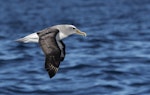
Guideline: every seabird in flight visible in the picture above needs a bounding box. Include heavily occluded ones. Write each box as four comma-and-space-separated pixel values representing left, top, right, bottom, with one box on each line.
16, 24, 87, 78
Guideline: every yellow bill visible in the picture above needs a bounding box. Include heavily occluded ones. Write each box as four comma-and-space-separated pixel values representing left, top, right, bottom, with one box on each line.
76, 29, 87, 37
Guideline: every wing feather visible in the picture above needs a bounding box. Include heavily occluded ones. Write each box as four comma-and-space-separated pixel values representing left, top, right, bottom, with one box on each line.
57, 40, 66, 61
37, 28, 62, 78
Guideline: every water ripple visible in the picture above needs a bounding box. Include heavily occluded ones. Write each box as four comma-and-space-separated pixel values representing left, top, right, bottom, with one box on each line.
0, 0, 150, 95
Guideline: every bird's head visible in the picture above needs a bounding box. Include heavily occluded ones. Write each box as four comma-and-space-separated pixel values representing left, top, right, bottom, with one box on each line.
54, 24, 87, 39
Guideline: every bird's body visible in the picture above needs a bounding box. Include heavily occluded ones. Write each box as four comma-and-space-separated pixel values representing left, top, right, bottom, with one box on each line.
16, 24, 86, 78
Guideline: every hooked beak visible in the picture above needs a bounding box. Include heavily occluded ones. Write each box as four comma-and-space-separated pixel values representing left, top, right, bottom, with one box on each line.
76, 29, 87, 37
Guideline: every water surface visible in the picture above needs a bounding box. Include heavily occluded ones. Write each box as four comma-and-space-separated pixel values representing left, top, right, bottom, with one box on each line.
0, 0, 150, 95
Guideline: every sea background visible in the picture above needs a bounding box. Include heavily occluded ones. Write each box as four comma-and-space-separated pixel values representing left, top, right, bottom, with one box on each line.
0, 0, 150, 95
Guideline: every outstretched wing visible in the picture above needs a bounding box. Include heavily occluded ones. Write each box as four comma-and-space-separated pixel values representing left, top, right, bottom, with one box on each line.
37, 28, 63, 78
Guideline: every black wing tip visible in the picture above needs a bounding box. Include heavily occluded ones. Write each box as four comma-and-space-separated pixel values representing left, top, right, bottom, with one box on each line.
48, 71, 56, 78
45, 65, 59, 79
49, 74, 55, 78
46, 70, 57, 79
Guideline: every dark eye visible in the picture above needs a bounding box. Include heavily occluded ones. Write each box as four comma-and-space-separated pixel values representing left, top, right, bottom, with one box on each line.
72, 27, 76, 29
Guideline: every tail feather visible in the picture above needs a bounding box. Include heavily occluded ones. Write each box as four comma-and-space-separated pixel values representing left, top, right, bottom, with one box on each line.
16, 38, 29, 43
16, 33, 39, 43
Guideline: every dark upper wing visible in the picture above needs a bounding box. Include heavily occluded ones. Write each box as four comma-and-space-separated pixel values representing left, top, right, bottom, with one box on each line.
37, 28, 62, 78
58, 40, 66, 61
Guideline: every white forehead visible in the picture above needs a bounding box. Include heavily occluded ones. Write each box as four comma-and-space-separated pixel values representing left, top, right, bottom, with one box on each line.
65, 24, 76, 28
53, 24, 76, 29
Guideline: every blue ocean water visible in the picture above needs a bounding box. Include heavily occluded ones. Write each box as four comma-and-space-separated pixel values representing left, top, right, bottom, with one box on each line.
0, 0, 150, 95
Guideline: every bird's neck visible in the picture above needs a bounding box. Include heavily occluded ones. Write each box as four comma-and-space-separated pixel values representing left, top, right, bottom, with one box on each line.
58, 32, 68, 40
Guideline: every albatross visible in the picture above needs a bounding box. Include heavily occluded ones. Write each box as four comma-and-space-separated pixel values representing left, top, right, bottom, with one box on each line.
16, 24, 86, 78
